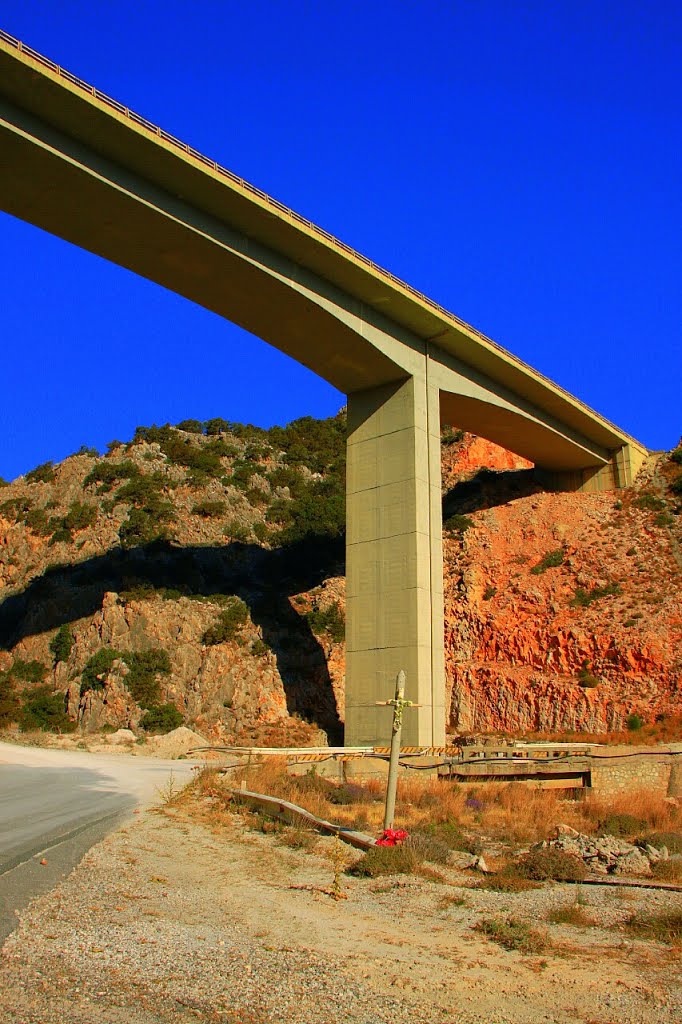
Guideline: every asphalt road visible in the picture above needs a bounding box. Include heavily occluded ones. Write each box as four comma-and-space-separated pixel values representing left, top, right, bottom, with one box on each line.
0, 742, 199, 941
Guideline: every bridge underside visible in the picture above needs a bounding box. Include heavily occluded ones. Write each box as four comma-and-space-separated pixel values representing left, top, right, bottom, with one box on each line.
0, 40, 648, 746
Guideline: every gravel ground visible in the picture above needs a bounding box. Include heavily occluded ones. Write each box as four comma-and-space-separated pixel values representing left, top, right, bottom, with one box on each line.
1, 801, 681, 1024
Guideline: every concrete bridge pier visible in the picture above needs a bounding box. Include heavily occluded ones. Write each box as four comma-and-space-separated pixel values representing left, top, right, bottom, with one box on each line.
345, 374, 446, 747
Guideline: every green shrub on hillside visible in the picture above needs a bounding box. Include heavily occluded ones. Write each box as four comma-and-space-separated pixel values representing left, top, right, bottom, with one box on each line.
49, 527, 74, 546
443, 514, 474, 536
0, 477, 7, 488
205, 417, 231, 435
305, 602, 345, 642
50, 624, 75, 664
229, 461, 255, 491
19, 686, 75, 733
266, 465, 306, 499
191, 499, 227, 518
62, 501, 97, 532
24, 507, 53, 536
125, 649, 171, 708
626, 713, 644, 731
202, 599, 249, 645
176, 419, 204, 434
26, 461, 56, 484
80, 647, 171, 709
570, 582, 621, 608
441, 426, 465, 446
83, 459, 140, 490
11, 659, 48, 683
223, 520, 250, 542
671, 473, 682, 495
0, 670, 19, 726
139, 702, 183, 733
274, 487, 345, 547
133, 425, 228, 480
531, 548, 565, 574
265, 498, 294, 525
118, 500, 175, 548
80, 648, 123, 694
267, 415, 345, 475
0, 497, 32, 522
633, 493, 666, 512
252, 521, 268, 542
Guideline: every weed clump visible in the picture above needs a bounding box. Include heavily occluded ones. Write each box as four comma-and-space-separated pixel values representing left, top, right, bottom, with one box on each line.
304, 601, 345, 642
474, 916, 548, 954
202, 598, 249, 645
638, 832, 682, 854
443, 514, 474, 536
545, 903, 594, 927
599, 812, 647, 837
626, 910, 682, 944
515, 848, 587, 882
349, 843, 422, 878
570, 582, 621, 608
531, 548, 565, 574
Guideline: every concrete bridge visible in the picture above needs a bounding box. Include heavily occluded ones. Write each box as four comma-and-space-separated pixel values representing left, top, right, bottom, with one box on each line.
0, 31, 648, 747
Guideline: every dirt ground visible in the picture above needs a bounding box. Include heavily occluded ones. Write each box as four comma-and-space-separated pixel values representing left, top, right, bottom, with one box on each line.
1, 789, 681, 1024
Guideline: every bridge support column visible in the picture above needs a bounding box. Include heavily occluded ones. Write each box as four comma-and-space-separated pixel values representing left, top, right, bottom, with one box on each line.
345, 375, 446, 747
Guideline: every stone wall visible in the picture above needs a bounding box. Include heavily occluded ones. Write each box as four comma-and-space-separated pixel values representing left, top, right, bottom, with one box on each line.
589, 746, 682, 798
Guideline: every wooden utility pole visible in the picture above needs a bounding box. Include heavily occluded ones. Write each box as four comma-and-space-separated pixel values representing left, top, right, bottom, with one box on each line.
376, 670, 418, 831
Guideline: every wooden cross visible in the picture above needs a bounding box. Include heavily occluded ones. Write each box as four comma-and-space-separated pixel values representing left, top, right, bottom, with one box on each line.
376, 670, 420, 830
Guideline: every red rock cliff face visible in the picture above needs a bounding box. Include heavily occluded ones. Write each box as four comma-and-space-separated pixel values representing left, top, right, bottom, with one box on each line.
1, 428, 680, 741
441, 436, 682, 734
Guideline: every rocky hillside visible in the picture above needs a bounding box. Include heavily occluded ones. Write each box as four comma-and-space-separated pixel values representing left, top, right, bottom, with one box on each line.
0, 415, 680, 743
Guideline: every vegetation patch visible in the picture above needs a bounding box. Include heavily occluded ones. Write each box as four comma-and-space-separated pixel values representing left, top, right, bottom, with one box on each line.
531, 548, 565, 574
633, 493, 666, 512
545, 902, 594, 926
84, 459, 140, 490
0, 671, 19, 727
19, 685, 75, 733
441, 426, 464, 446
625, 910, 682, 944
577, 668, 600, 688
80, 647, 171, 708
443, 513, 474, 536
637, 832, 682, 855
49, 624, 75, 664
474, 916, 548, 954
202, 598, 249, 645
304, 601, 345, 642
26, 461, 56, 484
476, 868, 541, 893
139, 702, 183, 734
515, 848, 587, 882
348, 843, 423, 878
570, 582, 621, 608
191, 499, 227, 518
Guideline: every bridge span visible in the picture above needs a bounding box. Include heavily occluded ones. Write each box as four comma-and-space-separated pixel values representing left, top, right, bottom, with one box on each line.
0, 31, 648, 746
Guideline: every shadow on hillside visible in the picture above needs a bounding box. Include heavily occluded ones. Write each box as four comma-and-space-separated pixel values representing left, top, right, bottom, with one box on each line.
0, 537, 345, 743
443, 467, 542, 519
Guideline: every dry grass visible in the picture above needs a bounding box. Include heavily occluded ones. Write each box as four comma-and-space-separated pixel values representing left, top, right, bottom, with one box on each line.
625, 909, 682, 944
508, 714, 682, 745
545, 903, 595, 927
474, 916, 549, 954
651, 860, 682, 882
183, 763, 682, 864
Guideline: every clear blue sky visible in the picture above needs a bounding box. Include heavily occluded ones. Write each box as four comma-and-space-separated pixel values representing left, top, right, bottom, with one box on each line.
1, 1, 680, 481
